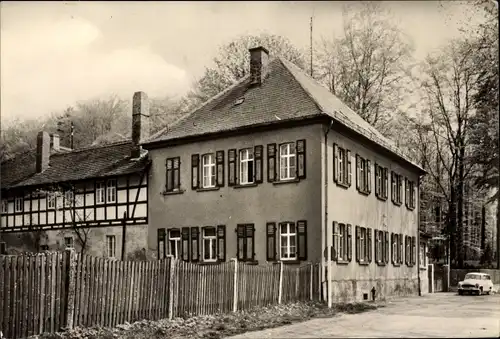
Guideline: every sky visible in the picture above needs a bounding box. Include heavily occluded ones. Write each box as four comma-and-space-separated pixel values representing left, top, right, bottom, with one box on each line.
0, 1, 488, 125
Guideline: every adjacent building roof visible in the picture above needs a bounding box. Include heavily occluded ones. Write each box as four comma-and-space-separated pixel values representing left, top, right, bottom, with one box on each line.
1, 141, 150, 190
144, 57, 424, 173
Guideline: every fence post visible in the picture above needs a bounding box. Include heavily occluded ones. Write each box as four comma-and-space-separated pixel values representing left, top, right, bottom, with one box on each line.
231, 258, 238, 312
64, 248, 77, 330
167, 255, 176, 320
318, 264, 321, 301
310, 263, 313, 301
278, 261, 283, 304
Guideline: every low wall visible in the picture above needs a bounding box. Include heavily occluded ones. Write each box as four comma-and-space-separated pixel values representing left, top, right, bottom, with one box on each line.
330, 277, 419, 303
450, 269, 500, 287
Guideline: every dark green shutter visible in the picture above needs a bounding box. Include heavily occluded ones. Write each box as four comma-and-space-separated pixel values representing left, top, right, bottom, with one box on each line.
296, 139, 306, 179
217, 225, 226, 262
216, 151, 225, 187
355, 226, 360, 262
191, 154, 199, 190
333, 143, 339, 183
347, 224, 352, 262
347, 150, 352, 186
181, 227, 190, 261
384, 231, 389, 264
297, 220, 307, 260
367, 228, 372, 263
266, 222, 276, 261
367, 160, 372, 194
158, 228, 166, 259
228, 149, 236, 186
267, 144, 276, 182
191, 227, 199, 262
356, 155, 360, 190
254, 145, 263, 183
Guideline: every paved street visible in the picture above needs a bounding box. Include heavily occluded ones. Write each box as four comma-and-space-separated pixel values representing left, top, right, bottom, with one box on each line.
226, 293, 500, 338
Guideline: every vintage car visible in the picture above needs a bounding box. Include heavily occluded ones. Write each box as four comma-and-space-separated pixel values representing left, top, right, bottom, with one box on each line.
458, 272, 494, 295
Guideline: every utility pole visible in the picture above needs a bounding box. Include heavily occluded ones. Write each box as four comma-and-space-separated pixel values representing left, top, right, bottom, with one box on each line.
310, 16, 313, 77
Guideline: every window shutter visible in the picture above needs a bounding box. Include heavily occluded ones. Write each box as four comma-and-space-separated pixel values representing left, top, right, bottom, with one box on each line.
296, 140, 306, 179
181, 227, 190, 261
332, 221, 339, 261
391, 233, 395, 264
247, 225, 255, 261
267, 144, 277, 182
216, 151, 225, 187
391, 172, 395, 202
173, 158, 180, 190
217, 225, 226, 262
347, 150, 352, 186
383, 168, 388, 199
254, 145, 263, 183
384, 231, 389, 264
405, 178, 409, 207
236, 225, 244, 260
347, 224, 352, 262
404, 236, 408, 265
266, 222, 277, 261
191, 154, 199, 190
367, 160, 371, 194
191, 227, 200, 262
297, 220, 307, 260
355, 226, 360, 262
158, 228, 166, 259
412, 236, 416, 265
166, 158, 173, 191
228, 149, 237, 186
374, 164, 379, 197
374, 230, 379, 263
333, 143, 339, 183
367, 228, 372, 263
356, 155, 360, 190
399, 233, 403, 264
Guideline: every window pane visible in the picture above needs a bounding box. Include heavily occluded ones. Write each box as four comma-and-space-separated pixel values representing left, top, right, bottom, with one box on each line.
204, 227, 216, 237
204, 239, 210, 259
247, 237, 253, 260
238, 239, 245, 260
211, 239, 217, 260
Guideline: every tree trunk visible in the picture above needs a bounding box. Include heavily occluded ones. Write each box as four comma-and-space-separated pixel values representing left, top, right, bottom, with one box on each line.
457, 146, 465, 268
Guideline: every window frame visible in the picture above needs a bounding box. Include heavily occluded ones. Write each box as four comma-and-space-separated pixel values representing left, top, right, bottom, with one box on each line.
64, 190, 74, 208
47, 193, 56, 210
236, 224, 255, 262
356, 155, 371, 194
202, 226, 218, 262
279, 222, 297, 261
106, 179, 117, 203
15, 197, 23, 212
96, 181, 105, 204
201, 153, 216, 188
165, 157, 181, 192
106, 235, 116, 258
279, 143, 296, 181
391, 172, 403, 206
239, 148, 255, 185
64, 237, 74, 248
167, 229, 181, 259
375, 164, 388, 200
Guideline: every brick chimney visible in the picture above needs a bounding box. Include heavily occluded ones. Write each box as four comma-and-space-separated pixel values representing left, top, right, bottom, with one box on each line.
50, 133, 60, 152
36, 131, 51, 173
249, 46, 270, 85
131, 91, 150, 158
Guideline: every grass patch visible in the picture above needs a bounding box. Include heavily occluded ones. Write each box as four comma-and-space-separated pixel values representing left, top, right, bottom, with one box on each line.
32, 301, 379, 339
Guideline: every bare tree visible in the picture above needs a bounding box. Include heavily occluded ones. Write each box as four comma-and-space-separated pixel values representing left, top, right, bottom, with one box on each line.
315, 2, 414, 136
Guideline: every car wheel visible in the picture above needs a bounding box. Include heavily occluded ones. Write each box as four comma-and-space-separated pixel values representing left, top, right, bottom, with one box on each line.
480, 287, 483, 295
458, 290, 463, 296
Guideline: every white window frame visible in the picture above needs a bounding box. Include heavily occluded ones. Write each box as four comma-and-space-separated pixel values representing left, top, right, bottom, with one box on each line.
96, 182, 105, 204
1, 200, 7, 213
107, 179, 117, 203
106, 235, 116, 258
47, 193, 56, 210
202, 227, 217, 262
279, 143, 296, 181
64, 237, 73, 248
239, 148, 254, 185
65, 191, 73, 207
202, 154, 216, 188
419, 242, 426, 268
15, 197, 23, 212
168, 229, 181, 259
279, 222, 297, 260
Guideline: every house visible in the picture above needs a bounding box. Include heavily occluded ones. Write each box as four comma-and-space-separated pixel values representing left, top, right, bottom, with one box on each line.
0, 92, 150, 259
141, 46, 429, 302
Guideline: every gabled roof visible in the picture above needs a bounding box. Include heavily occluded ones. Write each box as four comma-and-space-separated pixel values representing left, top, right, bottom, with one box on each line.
1, 141, 150, 190
144, 57, 423, 173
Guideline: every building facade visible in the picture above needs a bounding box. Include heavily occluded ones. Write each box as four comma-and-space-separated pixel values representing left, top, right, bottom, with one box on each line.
142, 46, 428, 301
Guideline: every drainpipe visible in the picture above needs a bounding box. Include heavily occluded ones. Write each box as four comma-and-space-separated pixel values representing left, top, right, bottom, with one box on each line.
417, 175, 422, 296
324, 119, 333, 308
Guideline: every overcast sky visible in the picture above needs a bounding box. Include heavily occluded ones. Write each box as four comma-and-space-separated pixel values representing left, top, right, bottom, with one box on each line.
0, 1, 485, 124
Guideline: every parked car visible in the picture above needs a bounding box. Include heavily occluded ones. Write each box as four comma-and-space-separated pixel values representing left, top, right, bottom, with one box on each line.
458, 272, 494, 295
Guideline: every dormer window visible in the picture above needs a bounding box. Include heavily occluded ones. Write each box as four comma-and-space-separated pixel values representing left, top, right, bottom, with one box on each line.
15, 197, 23, 212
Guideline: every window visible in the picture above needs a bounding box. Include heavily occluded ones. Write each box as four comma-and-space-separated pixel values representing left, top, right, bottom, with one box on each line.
419, 242, 426, 268
391, 172, 403, 205
239, 148, 255, 185
392, 233, 400, 265
237, 224, 255, 261
399, 233, 404, 264
334, 144, 351, 187
106, 235, 116, 258
96, 182, 105, 204
333, 222, 352, 262
355, 226, 372, 263
405, 178, 416, 210
167, 229, 181, 259
405, 236, 411, 265
166, 157, 181, 192
375, 230, 383, 264
356, 155, 371, 194
375, 164, 388, 200
279, 222, 297, 260
15, 197, 23, 212
411, 236, 416, 265
202, 227, 217, 262
64, 237, 73, 248
181, 227, 190, 261
47, 193, 56, 210
202, 154, 216, 188
1, 200, 7, 213
107, 179, 116, 203
64, 191, 73, 207
279, 143, 296, 181
158, 228, 166, 259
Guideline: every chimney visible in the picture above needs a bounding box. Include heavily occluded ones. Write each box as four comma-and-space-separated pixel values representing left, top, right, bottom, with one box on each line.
131, 91, 150, 158
249, 46, 270, 85
36, 131, 50, 173
50, 133, 60, 152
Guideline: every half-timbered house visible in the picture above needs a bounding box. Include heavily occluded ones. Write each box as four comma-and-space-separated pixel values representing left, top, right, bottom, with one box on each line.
0, 92, 151, 259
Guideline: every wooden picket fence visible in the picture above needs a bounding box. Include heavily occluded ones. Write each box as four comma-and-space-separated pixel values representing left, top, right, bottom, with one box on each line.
0, 250, 321, 339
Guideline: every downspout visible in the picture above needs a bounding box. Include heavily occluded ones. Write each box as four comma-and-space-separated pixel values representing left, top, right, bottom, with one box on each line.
417, 174, 422, 296
324, 119, 334, 307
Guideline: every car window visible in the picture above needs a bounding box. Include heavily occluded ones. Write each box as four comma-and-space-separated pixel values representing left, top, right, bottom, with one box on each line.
465, 273, 481, 280
484, 275, 491, 280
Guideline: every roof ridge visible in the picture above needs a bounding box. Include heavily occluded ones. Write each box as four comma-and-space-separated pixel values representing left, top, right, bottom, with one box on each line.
50, 139, 132, 157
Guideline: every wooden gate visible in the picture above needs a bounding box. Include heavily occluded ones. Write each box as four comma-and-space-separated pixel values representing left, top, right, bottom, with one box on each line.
433, 264, 449, 292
